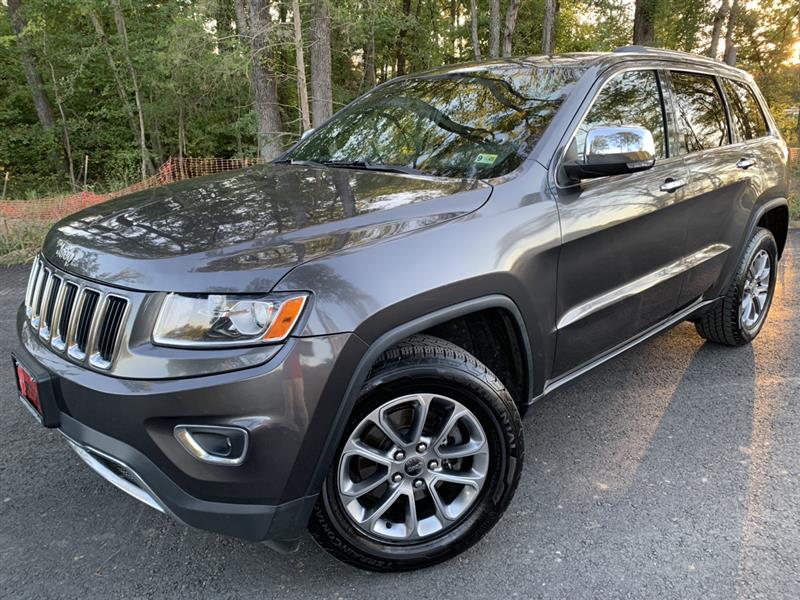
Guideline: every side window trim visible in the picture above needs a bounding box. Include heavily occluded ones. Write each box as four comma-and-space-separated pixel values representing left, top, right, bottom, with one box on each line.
665, 69, 732, 156
658, 69, 682, 158
553, 67, 671, 188
715, 75, 736, 145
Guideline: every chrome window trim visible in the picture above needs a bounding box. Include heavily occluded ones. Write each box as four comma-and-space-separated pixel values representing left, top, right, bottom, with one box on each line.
552, 65, 672, 190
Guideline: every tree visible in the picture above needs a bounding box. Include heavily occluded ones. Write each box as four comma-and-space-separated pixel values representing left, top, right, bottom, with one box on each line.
470, 0, 481, 60
7, 0, 54, 132
310, 0, 332, 126
633, 0, 656, 46
708, 0, 730, 59
489, 0, 500, 58
292, 0, 311, 132
502, 0, 521, 57
542, 0, 558, 55
236, 0, 285, 158
110, 0, 151, 180
724, 0, 740, 66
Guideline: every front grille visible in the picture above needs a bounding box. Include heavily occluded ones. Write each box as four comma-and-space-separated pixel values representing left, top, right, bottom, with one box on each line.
24, 257, 129, 370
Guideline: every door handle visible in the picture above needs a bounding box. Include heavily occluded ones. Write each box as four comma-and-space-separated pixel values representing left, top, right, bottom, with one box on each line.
736, 157, 756, 169
660, 178, 687, 193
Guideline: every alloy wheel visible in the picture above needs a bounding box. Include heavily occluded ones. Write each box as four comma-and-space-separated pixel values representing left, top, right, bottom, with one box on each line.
336, 393, 490, 542
740, 248, 772, 331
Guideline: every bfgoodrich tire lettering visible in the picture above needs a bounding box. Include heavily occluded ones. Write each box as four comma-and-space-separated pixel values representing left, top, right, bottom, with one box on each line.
308, 334, 524, 571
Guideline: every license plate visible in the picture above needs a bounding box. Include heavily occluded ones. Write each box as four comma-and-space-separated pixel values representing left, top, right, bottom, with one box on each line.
11, 355, 60, 427
15, 361, 42, 416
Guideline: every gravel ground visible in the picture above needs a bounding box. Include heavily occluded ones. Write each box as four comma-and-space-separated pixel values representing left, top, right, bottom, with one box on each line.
1, 232, 798, 600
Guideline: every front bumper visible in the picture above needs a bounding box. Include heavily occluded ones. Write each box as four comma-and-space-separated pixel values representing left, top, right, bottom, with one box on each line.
15, 304, 367, 542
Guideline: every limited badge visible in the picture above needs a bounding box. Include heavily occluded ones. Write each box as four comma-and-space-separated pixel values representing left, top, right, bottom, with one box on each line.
474, 153, 498, 166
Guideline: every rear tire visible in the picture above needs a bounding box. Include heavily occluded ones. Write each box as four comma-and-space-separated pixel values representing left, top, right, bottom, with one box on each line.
308, 334, 523, 571
694, 227, 778, 346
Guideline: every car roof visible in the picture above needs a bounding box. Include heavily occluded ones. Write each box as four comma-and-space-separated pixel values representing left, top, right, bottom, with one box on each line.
415, 46, 753, 82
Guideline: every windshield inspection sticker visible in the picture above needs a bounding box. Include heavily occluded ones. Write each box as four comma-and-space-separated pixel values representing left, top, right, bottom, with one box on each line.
474, 153, 498, 166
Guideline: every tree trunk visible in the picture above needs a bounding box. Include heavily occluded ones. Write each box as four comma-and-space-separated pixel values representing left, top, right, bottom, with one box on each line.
542, 0, 558, 55
310, 0, 333, 126
216, 0, 235, 53
89, 11, 156, 174
708, 0, 730, 59
633, 0, 656, 46
489, 0, 500, 58
241, 0, 285, 158
6, 0, 56, 132
364, 0, 377, 90
395, 0, 412, 76
48, 62, 76, 190
292, 0, 311, 132
110, 0, 150, 180
469, 0, 481, 60
723, 0, 739, 66
502, 0, 521, 57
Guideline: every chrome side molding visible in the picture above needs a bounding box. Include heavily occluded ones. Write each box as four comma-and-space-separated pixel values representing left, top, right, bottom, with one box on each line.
558, 243, 730, 329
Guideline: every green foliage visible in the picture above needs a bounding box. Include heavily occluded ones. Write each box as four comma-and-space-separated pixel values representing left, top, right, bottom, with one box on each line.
1, 0, 799, 199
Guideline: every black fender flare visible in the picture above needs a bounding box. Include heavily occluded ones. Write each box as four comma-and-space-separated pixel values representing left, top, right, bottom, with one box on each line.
304, 294, 534, 498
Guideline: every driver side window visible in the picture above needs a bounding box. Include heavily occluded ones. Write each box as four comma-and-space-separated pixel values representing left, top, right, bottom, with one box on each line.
572, 70, 667, 163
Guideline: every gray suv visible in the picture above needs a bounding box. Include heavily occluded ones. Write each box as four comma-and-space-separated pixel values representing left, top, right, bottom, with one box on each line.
12, 47, 789, 571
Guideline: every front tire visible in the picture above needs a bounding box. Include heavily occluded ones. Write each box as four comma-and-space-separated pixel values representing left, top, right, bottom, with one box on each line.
694, 227, 778, 346
309, 334, 524, 571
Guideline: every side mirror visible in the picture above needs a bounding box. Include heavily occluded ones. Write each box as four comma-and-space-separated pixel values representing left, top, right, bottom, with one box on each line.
563, 126, 656, 181
300, 127, 315, 140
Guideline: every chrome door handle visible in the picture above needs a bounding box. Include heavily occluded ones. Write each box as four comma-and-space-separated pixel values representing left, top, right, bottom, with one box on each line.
736, 157, 756, 169
660, 178, 687, 193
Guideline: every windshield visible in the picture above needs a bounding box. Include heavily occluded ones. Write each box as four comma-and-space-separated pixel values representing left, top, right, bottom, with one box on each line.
283, 64, 584, 179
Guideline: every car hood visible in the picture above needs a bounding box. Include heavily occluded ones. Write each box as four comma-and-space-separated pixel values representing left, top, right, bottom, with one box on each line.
43, 164, 491, 293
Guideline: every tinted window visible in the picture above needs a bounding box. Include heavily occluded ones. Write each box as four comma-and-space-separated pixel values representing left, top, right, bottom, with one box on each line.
286, 66, 584, 179
722, 79, 769, 140
572, 70, 667, 162
671, 71, 729, 153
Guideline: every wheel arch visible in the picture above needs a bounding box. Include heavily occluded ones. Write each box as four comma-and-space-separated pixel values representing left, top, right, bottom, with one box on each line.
304, 295, 534, 498
755, 201, 789, 259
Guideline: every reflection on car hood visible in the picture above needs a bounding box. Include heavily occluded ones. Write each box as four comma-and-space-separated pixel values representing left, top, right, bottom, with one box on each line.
43, 164, 491, 293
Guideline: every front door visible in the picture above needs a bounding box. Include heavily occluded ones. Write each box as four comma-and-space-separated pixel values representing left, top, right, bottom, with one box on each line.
552, 68, 690, 375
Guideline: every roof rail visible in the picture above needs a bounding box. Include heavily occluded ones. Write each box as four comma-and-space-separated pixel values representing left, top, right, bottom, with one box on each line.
612, 45, 718, 63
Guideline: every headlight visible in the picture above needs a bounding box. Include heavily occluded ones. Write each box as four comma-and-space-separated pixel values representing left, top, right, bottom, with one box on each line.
153, 293, 308, 347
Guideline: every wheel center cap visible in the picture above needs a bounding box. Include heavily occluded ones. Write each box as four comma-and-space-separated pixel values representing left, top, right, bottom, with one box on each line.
404, 457, 424, 476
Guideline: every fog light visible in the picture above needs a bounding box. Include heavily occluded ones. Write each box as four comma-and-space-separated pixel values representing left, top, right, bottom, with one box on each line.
174, 425, 249, 466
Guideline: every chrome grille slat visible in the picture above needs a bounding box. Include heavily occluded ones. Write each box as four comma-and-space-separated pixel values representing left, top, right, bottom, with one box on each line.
24, 258, 41, 315
40, 275, 62, 340
52, 282, 78, 351
26, 257, 130, 371
30, 266, 48, 328
69, 289, 100, 361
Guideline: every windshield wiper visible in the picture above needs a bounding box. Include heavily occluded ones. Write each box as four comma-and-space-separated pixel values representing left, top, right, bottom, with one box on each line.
272, 158, 327, 168
322, 160, 427, 176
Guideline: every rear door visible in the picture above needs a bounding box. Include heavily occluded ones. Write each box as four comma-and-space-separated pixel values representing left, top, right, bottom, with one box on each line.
666, 70, 756, 305
552, 68, 691, 375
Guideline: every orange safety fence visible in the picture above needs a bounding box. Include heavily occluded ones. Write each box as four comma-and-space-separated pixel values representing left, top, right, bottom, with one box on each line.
0, 156, 265, 225
1, 151, 799, 227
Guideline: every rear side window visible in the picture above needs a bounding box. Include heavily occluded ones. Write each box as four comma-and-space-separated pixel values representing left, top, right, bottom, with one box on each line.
722, 79, 769, 140
572, 70, 667, 161
670, 71, 729, 154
